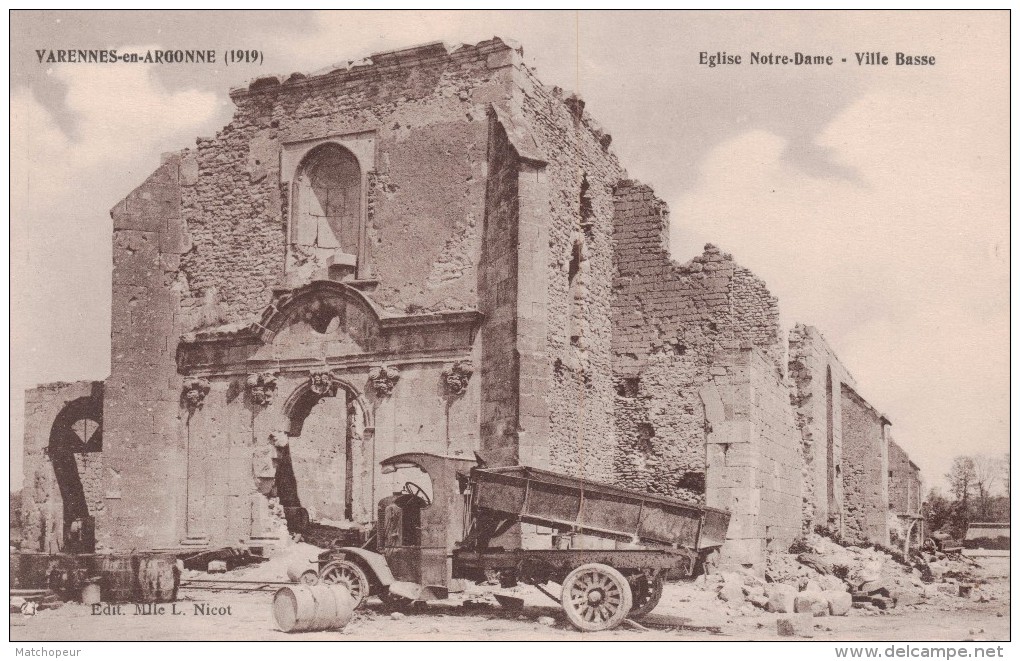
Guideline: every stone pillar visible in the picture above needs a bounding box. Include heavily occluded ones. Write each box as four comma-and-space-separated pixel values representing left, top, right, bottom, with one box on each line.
514, 160, 550, 467
100, 153, 190, 550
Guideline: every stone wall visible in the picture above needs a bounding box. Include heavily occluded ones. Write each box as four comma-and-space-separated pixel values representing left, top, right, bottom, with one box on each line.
703, 349, 802, 566
512, 75, 627, 481
91, 38, 632, 548
888, 438, 921, 516
840, 383, 890, 546
478, 111, 524, 468
21, 380, 104, 552
178, 39, 518, 330
101, 154, 190, 550
610, 182, 784, 503
787, 324, 858, 534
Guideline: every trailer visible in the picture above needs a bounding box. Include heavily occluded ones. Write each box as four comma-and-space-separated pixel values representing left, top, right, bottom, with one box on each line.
317, 453, 730, 631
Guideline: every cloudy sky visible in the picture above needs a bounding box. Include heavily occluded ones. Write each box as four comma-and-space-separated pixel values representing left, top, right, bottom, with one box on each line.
9, 10, 1009, 493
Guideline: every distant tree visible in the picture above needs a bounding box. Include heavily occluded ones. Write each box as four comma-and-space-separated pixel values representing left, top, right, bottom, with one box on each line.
946, 456, 976, 514
1003, 452, 1010, 497
972, 454, 1000, 520
985, 495, 1010, 522
922, 487, 956, 534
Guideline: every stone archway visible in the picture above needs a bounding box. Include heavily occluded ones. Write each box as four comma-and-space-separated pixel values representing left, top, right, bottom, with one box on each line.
278, 375, 374, 529
47, 393, 103, 553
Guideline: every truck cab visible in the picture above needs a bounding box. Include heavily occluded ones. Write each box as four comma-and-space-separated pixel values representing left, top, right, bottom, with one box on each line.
318, 453, 477, 604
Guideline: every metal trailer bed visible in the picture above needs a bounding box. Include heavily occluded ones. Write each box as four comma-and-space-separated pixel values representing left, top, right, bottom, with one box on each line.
451, 465, 731, 630
463, 464, 729, 551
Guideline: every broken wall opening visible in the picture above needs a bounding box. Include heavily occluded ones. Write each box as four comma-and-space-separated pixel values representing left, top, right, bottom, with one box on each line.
283, 382, 372, 529
47, 392, 104, 553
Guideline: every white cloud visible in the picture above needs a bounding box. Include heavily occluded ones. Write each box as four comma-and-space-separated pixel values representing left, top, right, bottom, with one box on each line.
10, 51, 223, 487
670, 87, 1009, 489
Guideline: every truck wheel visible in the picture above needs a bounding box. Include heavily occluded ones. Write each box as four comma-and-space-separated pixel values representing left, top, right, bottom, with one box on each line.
628, 574, 664, 618
561, 563, 633, 631
319, 560, 369, 609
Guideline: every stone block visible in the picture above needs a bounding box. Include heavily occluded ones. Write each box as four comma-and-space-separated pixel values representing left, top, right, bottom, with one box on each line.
699, 386, 725, 423
717, 573, 745, 602
795, 591, 829, 616
112, 230, 161, 285
892, 587, 922, 607
766, 583, 797, 613
485, 48, 517, 70
776, 614, 815, 637
825, 590, 853, 616
708, 420, 752, 445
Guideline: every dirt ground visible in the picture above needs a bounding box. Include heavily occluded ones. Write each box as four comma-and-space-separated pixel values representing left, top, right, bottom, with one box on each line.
10, 556, 1009, 642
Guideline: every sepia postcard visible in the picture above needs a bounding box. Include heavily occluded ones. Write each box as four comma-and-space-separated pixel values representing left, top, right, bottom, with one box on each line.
8, 9, 1011, 653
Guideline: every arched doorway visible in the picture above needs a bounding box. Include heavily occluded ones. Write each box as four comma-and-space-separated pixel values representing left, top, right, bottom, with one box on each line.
47, 392, 103, 553
277, 378, 374, 533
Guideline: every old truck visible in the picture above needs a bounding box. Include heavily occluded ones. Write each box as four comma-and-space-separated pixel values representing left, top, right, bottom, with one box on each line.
315, 452, 729, 631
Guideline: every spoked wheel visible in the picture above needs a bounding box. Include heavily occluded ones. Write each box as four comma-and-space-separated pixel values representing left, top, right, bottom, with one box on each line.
628, 574, 664, 619
319, 560, 369, 609
561, 563, 633, 631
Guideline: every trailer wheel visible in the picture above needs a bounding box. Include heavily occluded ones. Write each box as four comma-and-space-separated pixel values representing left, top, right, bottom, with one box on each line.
319, 560, 369, 609
561, 563, 633, 631
628, 574, 664, 619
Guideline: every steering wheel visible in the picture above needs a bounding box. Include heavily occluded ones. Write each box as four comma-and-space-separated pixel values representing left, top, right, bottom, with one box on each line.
403, 481, 432, 506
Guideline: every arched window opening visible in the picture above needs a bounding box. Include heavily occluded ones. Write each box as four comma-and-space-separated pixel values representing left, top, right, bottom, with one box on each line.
292, 143, 362, 275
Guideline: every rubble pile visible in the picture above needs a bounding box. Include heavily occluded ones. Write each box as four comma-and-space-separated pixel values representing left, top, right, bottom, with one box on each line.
709, 533, 989, 624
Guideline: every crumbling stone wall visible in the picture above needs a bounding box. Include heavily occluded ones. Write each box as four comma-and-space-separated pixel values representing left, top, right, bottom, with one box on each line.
702, 349, 802, 566
888, 438, 921, 516
102, 154, 190, 550
21, 380, 104, 552
787, 324, 858, 534
511, 73, 626, 481
610, 182, 784, 502
94, 38, 634, 549
840, 384, 890, 546
178, 40, 519, 329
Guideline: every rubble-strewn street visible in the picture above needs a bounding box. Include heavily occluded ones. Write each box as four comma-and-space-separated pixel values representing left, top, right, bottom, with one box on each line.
10, 545, 1008, 642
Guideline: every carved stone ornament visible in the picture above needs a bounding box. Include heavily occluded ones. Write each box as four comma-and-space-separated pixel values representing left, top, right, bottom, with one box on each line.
442, 360, 474, 397
181, 377, 211, 411
246, 372, 278, 407
368, 365, 400, 397
308, 369, 338, 397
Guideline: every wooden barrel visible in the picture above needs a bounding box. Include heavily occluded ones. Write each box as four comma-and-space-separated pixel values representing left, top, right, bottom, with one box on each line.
272, 584, 354, 633
136, 553, 180, 603
81, 582, 102, 605
97, 554, 136, 603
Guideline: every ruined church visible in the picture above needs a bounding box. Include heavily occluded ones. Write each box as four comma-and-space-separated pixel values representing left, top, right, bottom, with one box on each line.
21, 38, 923, 569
